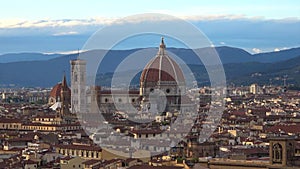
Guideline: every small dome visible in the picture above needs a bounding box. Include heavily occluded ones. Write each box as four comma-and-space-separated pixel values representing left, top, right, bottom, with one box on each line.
140, 38, 185, 85
49, 83, 71, 99
50, 83, 62, 99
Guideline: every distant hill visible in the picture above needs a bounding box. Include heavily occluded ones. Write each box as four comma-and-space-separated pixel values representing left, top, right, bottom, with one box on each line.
0, 46, 299, 87
253, 47, 300, 63
0, 54, 77, 87
225, 55, 300, 86
82, 46, 300, 73
1, 46, 300, 64
196, 46, 300, 64
0, 53, 62, 63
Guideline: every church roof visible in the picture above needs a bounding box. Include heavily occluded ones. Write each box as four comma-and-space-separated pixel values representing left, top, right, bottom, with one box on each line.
49, 74, 71, 99
140, 38, 185, 84
49, 83, 62, 98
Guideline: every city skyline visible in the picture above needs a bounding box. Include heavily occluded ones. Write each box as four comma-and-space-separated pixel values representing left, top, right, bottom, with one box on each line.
0, 2, 300, 168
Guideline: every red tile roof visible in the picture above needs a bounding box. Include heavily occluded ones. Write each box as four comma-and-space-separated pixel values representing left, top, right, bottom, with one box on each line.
266, 123, 300, 134
128, 165, 183, 169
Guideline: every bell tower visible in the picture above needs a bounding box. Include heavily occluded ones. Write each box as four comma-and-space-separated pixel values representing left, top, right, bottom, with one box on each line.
70, 59, 87, 114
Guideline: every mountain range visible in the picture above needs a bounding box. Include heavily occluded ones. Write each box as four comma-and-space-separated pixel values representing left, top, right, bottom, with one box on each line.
0, 46, 299, 87
0, 53, 61, 63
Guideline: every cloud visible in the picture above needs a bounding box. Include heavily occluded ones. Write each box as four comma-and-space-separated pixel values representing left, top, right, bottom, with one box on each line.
43, 49, 88, 55
52, 31, 79, 36
274, 47, 290, 52
252, 48, 262, 53
181, 14, 248, 21
0, 15, 298, 54
274, 48, 280, 52
0, 18, 112, 29
0, 15, 298, 29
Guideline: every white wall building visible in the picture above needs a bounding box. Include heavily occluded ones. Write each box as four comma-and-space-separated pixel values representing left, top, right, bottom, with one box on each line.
250, 83, 260, 94
70, 59, 87, 114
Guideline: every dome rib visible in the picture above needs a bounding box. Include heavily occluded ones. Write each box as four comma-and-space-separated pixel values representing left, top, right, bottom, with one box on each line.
140, 38, 185, 86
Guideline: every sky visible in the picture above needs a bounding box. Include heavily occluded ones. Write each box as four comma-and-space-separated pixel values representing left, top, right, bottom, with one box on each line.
0, 0, 299, 54
1, 0, 299, 20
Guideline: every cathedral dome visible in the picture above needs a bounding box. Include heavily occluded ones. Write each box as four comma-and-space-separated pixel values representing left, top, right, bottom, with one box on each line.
140, 38, 185, 86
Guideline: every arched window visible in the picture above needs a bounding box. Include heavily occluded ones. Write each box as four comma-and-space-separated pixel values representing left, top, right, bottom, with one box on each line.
273, 143, 282, 163
287, 143, 293, 159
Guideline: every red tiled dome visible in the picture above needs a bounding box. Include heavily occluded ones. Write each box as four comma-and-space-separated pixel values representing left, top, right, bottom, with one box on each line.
50, 83, 62, 98
140, 38, 185, 84
49, 83, 71, 98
